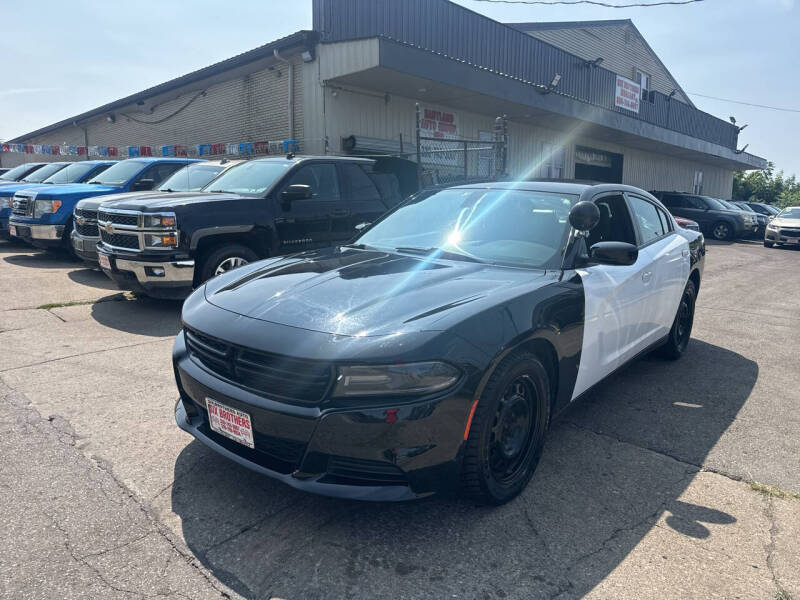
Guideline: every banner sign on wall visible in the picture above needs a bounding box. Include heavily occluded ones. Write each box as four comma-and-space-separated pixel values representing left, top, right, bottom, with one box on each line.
615, 75, 641, 114
1, 139, 300, 158
419, 107, 459, 139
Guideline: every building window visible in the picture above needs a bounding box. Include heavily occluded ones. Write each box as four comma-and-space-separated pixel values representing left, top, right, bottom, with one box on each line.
693, 170, 704, 195
540, 143, 565, 179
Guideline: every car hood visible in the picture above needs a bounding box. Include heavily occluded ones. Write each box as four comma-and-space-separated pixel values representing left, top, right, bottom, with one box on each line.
203, 247, 550, 337
771, 217, 800, 228
28, 183, 122, 199
102, 191, 242, 212
79, 190, 168, 211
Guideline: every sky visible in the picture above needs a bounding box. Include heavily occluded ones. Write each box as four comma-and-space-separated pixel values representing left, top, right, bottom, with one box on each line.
1, 0, 797, 175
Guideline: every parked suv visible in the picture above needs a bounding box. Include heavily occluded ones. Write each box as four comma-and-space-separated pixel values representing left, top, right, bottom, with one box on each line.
715, 198, 759, 236
650, 191, 749, 240
1, 161, 115, 239
73, 160, 242, 265
731, 200, 768, 236
96, 156, 404, 299
9, 157, 197, 249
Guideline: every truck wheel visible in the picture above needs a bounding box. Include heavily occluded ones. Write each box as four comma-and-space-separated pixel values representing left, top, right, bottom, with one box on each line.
711, 221, 733, 241
764, 241, 774, 248
198, 244, 259, 283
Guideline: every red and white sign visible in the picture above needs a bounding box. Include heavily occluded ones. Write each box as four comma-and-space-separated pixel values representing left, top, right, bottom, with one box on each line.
615, 75, 641, 114
206, 397, 254, 448
419, 107, 459, 139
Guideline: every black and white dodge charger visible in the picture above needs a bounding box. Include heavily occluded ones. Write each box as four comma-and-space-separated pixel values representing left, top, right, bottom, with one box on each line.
173, 182, 705, 504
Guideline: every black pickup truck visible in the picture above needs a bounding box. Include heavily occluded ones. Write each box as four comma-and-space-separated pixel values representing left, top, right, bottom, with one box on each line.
96, 155, 403, 298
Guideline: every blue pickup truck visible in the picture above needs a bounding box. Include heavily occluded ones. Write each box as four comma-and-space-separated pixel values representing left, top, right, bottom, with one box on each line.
0, 161, 116, 239
9, 157, 198, 249
0, 162, 48, 188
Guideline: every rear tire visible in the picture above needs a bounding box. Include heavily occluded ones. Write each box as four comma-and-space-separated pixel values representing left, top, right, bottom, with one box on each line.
711, 221, 734, 241
657, 279, 697, 360
764, 241, 774, 248
198, 243, 259, 284
462, 352, 551, 505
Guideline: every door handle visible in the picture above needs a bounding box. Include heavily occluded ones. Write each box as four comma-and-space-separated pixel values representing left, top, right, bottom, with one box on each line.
642, 271, 653, 283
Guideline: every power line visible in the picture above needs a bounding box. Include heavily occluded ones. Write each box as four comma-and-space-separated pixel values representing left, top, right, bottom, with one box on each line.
471, 0, 704, 7
688, 92, 800, 114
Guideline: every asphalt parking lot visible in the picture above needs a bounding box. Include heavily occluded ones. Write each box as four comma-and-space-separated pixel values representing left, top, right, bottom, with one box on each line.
1, 238, 798, 600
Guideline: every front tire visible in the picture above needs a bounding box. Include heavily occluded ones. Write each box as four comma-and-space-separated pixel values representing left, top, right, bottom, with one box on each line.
198, 243, 259, 284
658, 279, 697, 360
711, 221, 734, 241
764, 241, 774, 248
462, 352, 551, 505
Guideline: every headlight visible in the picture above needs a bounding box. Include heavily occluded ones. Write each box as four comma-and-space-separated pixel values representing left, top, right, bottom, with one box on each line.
767, 223, 778, 231
33, 199, 62, 218
332, 361, 461, 397
142, 213, 176, 228
144, 233, 179, 249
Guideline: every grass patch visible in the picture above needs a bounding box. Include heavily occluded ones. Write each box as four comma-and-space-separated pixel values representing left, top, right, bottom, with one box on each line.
750, 482, 800, 502
37, 299, 97, 310
775, 589, 792, 600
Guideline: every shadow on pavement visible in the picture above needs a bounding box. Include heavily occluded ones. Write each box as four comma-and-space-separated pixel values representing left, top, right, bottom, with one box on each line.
90, 295, 182, 337
2, 248, 79, 268
67, 268, 120, 291
170, 339, 757, 599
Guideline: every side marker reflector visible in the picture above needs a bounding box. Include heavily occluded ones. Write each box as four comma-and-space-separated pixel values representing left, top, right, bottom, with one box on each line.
463, 399, 479, 440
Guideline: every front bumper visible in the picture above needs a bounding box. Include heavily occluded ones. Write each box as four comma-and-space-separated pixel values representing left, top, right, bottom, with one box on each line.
173, 331, 469, 500
97, 246, 195, 299
765, 229, 800, 245
8, 219, 66, 247
71, 230, 100, 264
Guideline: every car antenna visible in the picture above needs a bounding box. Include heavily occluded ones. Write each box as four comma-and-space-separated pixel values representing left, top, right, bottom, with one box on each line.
286, 152, 295, 160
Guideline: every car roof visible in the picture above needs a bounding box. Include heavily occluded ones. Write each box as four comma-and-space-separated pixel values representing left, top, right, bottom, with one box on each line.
123, 157, 199, 163
450, 181, 656, 198
254, 155, 374, 165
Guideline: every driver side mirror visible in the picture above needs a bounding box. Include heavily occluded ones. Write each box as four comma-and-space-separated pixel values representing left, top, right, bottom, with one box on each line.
354, 221, 371, 233
281, 184, 313, 203
131, 178, 155, 192
590, 241, 638, 266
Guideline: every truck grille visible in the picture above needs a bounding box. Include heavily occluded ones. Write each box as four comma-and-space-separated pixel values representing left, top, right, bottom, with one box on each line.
184, 328, 334, 405
99, 230, 140, 250
74, 208, 99, 237
98, 210, 138, 227
780, 228, 800, 237
11, 193, 34, 217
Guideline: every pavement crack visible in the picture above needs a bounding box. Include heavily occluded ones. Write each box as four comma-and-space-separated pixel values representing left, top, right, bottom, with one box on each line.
0, 338, 173, 373
762, 495, 790, 600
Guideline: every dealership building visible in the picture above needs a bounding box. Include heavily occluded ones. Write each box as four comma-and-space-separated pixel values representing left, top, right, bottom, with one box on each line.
2, 0, 765, 198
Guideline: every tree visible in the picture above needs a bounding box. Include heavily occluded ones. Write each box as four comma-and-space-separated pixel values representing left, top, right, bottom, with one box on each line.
733, 162, 800, 208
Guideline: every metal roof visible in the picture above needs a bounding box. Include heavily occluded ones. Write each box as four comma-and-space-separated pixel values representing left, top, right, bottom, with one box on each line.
8, 30, 318, 143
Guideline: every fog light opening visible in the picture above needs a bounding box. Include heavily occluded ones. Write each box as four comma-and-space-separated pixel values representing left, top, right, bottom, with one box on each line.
146, 266, 166, 277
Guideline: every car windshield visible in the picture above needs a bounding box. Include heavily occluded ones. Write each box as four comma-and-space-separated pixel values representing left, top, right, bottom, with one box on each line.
0, 164, 38, 181
355, 187, 579, 269
21, 163, 67, 183
204, 160, 293, 195
766, 205, 781, 215
88, 160, 148, 185
777, 207, 800, 219
43, 162, 105, 184
159, 163, 225, 192
716, 199, 739, 211
702, 196, 729, 211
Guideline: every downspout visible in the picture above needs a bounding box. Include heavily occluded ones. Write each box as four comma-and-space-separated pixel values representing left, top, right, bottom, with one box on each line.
273, 49, 294, 140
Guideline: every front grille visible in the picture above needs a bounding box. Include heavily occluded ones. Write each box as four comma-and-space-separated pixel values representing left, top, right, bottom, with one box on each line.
99, 210, 138, 227
75, 222, 99, 237
184, 328, 334, 405
11, 195, 33, 217
779, 228, 800, 237
75, 208, 98, 221
99, 229, 139, 249
324, 456, 408, 486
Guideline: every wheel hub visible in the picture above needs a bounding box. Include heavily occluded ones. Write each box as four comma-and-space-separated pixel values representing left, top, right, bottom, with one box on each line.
489, 376, 537, 482
215, 256, 248, 276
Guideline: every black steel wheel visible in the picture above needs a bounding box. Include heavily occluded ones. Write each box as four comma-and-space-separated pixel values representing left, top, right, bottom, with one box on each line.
462, 352, 550, 505
658, 279, 697, 360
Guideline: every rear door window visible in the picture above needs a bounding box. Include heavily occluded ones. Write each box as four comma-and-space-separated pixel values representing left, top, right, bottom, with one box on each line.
340, 164, 380, 202
627, 195, 667, 245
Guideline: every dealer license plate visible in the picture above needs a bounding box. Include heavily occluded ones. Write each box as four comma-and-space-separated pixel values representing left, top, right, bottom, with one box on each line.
206, 398, 255, 449
98, 253, 110, 270
788, 237, 799, 244
73, 237, 84, 251
9, 225, 16, 237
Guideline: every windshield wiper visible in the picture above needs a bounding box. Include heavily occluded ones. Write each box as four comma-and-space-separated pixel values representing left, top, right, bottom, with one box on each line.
207, 189, 227, 193
394, 246, 483, 263
87, 180, 102, 185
